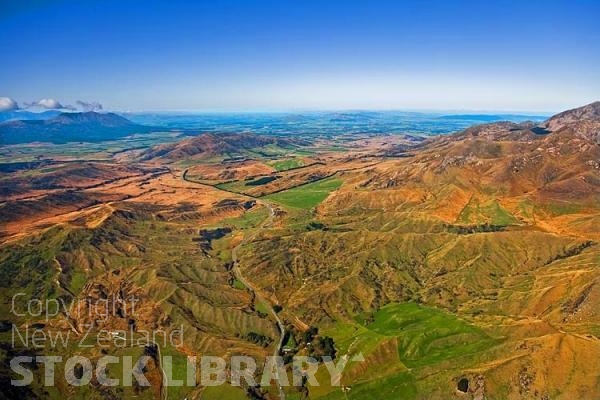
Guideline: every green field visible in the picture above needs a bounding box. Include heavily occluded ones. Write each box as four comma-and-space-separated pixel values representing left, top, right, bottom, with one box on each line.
200, 384, 247, 399
162, 345, 195, 400
366, 303, 495, 367
312, 302, 498, 399
215, 180, 249, 193
255, 299, 271, 315
264, 177, 343, 209
318, 371, 417, 400
232, 278, 246, 289
269, 158, 305, 171
221, 206, 270, 229
457, 198, 518, 226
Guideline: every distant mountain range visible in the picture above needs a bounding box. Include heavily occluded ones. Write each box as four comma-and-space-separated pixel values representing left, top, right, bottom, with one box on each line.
0, 107, 584, 145
0, 112, 154, 144
0, 110, 62, 123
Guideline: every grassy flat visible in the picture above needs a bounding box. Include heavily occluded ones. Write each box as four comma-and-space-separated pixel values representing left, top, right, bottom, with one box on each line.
264, 177, 342, 209
200, 384, 248, 399
367, 303, 495, 368
221, 206, 270, 229
269, 158, 305, 171
312, 303, 498, 398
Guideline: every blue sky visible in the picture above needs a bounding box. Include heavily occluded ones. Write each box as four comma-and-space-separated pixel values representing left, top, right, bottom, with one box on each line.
1, 0, 599, 112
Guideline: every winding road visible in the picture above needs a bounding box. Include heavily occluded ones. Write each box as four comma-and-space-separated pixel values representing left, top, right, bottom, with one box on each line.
231, 201, 286, 400
183, 169, 287, 399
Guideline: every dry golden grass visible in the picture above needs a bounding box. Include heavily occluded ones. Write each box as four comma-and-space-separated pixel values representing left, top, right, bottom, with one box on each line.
2, 117, 600, 398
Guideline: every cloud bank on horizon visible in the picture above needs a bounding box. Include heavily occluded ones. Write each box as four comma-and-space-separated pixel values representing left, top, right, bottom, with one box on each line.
0, 97, 19, 112
24, 98, 74, 110
0, 97, 104, 112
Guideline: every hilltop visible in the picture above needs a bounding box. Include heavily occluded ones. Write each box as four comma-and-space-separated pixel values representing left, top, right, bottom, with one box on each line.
365, 102, 600, 206
545, 101, 600, 128
543, 101, 600, 143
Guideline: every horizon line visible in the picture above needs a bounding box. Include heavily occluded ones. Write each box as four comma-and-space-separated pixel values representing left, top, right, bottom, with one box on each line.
8, 107, 555, 116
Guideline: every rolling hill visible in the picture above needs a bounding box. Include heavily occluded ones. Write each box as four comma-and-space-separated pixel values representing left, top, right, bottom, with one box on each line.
140, 131, 305, 161
234, 102, 600, 398
0, 101, 599, 399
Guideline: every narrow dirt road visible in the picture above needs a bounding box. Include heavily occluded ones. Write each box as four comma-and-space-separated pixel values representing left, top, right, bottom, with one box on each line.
183, 170, 286, 399
231, 201, 286, 400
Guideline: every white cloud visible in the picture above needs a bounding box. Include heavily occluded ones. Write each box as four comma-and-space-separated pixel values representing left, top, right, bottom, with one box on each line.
30, 98, 66, 109
23, 98, 104, 111
25, 98, 77, 110
0, 97, 19, 111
